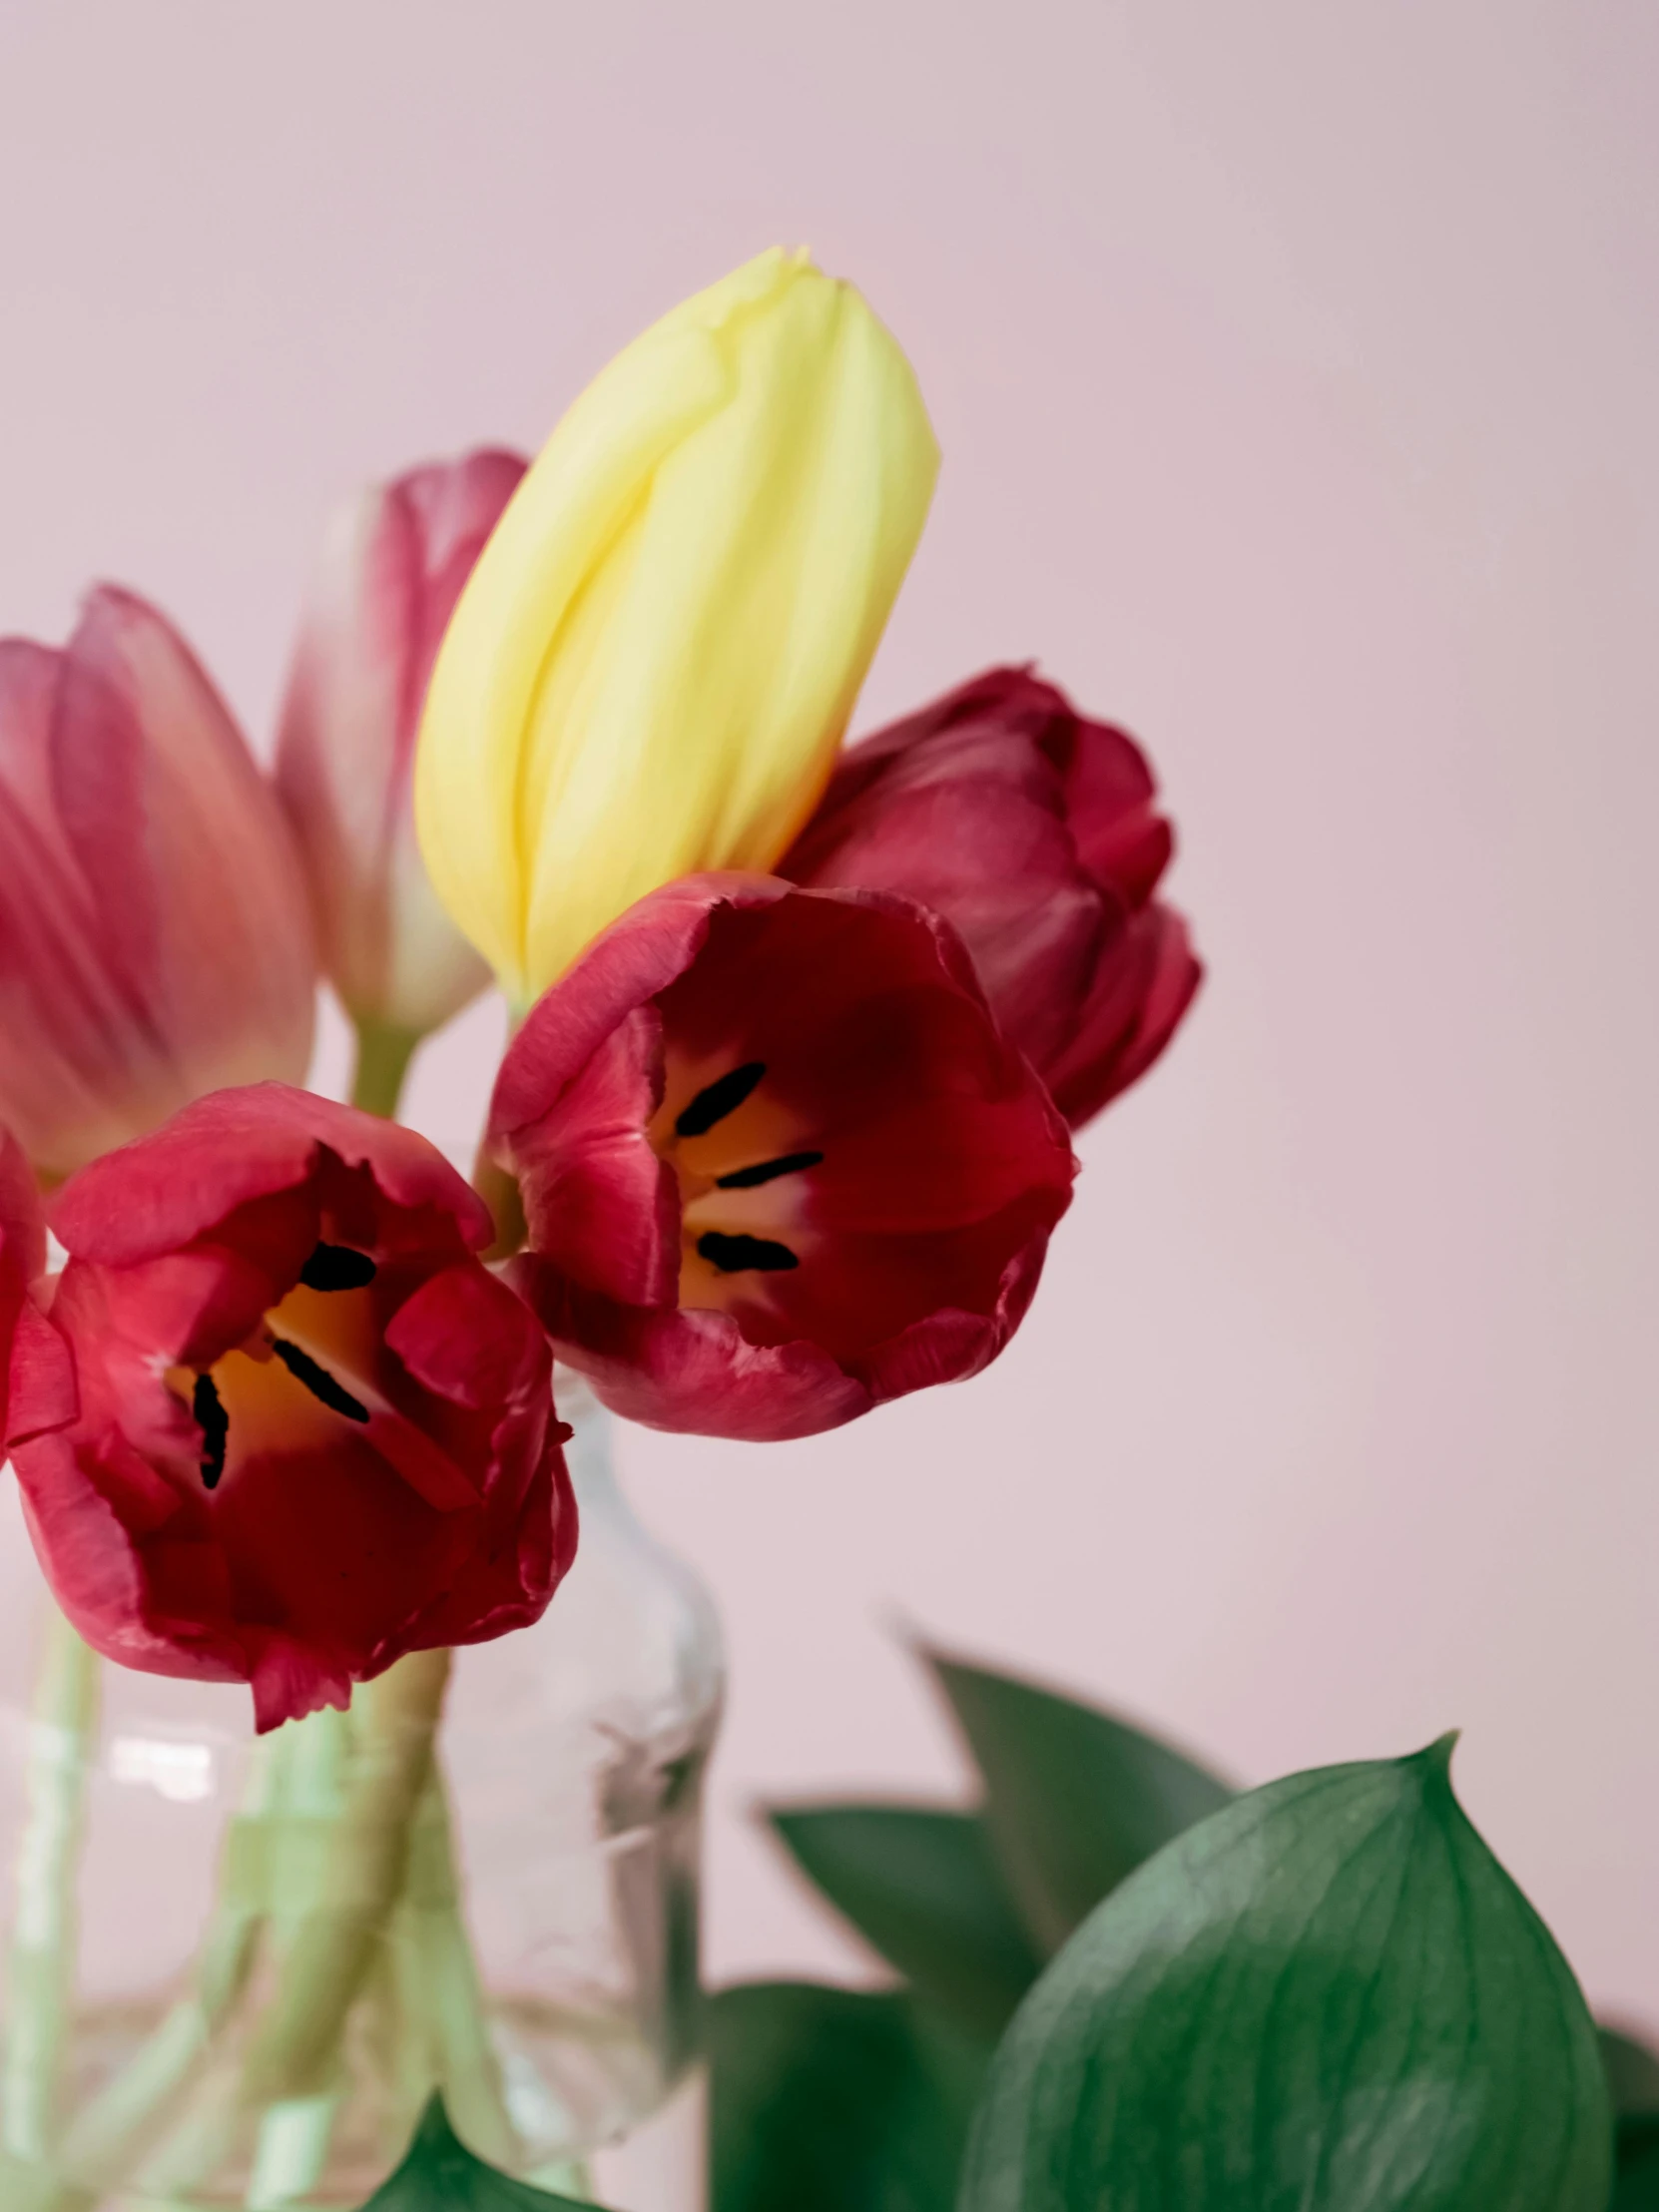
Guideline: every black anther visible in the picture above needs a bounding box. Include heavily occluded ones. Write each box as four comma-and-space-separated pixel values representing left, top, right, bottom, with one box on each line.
676, 1062, 766, 1139
697, 1231, 800, 1275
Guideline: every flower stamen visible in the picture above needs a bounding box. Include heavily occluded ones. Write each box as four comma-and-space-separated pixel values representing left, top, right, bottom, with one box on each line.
194, 1373, 229, 1491
298, 1242, 377, 1291
270, 1337, 371, 1423
697, 1232, 800, 1275
715, 1150, 824, 1190
676, 1061, 767, 1138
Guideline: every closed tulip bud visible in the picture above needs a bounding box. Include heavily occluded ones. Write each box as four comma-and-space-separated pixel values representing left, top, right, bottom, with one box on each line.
415, 248, 940, 1010
783, 667, 1202, 1130
0, 589, 316, 1178
276, 450, 525, 1054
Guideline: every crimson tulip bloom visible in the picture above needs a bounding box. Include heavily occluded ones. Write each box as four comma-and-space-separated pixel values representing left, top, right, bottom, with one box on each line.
276, 450, 526, 1042
5, 1086, 574, 1732
0, 1130, 43, 1444
490, 875, 1077, 1442
0, 589, 317, 1178
782, 666, 1200, 1130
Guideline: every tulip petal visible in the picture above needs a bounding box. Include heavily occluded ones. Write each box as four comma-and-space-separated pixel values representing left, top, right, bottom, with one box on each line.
51, 1081, 492, 1266
0, 591, 316, 1175
416, 250, 939, 1006
492, 876, 1075, 1440
0, 1129, 44, 1440
1044, 904, 1204, 1128
784, 665, 1200, 1129
511, 1261, 871, 1443
276, 451, 522, 1032
12, 1087, 572, 1732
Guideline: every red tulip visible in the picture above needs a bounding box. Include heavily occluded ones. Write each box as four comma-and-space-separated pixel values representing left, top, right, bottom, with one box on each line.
0, 1130, 44, 1443
782, 666, 1200, 1129
0, 589, 317, 1179
489, 875, 1077, 1442
276, 450, 526, 1040
5, 1085, 574, 1732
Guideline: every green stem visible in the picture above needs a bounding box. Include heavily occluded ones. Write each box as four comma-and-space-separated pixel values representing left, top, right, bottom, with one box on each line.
395, 1766, 520, 2168
2, 1609, 100, 2164
239, 1650, 454, 2106
350, 1019, 421, 1119
237, 1709, 354, 2204
244, 2091, 341, 2209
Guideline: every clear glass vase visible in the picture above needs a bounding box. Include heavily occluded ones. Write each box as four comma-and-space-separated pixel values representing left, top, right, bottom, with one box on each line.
0, 1378, 725, 2210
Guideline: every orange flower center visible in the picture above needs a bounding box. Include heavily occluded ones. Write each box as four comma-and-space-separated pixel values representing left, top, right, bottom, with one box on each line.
167, 1244, 475, 1511
647, 1058, 824, 1316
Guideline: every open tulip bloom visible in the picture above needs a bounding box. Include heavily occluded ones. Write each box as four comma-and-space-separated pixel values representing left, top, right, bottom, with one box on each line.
0, 247, 1198, 2198
8, 1086, 575, 1732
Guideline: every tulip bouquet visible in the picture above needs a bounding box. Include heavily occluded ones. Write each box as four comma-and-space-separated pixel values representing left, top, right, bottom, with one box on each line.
0, 247, 1197, 2210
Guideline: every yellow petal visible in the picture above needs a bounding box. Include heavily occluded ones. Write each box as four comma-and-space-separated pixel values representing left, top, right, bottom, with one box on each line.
414, 248, 939, 1008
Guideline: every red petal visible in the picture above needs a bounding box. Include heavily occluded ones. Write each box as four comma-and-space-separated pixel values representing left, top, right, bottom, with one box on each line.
0, 1128, 44, 1439
498, 877, 1077, 1438
1044, 904, 1204, 1127
492, 874, 792, 1142
385, 1262, 550, 1408
786, 666, 1198, 1129
20, 1087, 571, 1730
513, 1259, 871, 1442
52, 1082, 491, 1264
0, 591, 316, 1174
506, 1007, 680, 1307
249, 1637, 353, 1733
1036, 707, 1171, 907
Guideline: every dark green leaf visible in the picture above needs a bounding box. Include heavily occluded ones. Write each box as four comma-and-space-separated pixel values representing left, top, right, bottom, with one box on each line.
710, 1980, 984, 2212
960, 1739, 1612, 2212
769, 1805, 1044, 2041
1614, 2118, 1659, 2209
1605, 2027, 1659, 2119
355, 2096, 595, 2209
1601, 2025, 1659, 2205
924, 1647, 1232, 1950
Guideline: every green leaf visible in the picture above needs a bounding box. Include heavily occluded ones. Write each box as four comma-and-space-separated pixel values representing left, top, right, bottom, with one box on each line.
924, 1647, 1232, 1950
355, 2096, 595, 2209
959, 1739, 1613, 2212
1615, 2122, 1659, 2211
710, 1980, 984, 2212
1606, 2029, 1659, 2207
769, 1805, 1044, 2042
1606, 2027, 1659, 2119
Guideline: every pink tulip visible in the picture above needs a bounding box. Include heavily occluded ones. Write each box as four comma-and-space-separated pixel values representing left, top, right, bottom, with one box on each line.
0, 589, 317, 1178
276, 450, 527, 1044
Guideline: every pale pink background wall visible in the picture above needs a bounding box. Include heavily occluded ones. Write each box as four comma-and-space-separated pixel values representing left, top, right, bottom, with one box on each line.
2, 1, 1655, 2028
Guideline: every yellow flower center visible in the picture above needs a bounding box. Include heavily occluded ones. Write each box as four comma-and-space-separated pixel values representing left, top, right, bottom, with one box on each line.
647, 1058, 824, 1316
167, 1244, 475, 1510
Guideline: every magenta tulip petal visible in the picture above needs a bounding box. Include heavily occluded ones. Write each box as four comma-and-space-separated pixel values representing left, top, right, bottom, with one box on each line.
0, 590, 317, 1176
276, 450, 525, 1035
783, 665, 1200, 1128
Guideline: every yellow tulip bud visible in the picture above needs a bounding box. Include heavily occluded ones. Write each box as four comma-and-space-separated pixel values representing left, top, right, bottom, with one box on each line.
413, 247, 940, 1009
